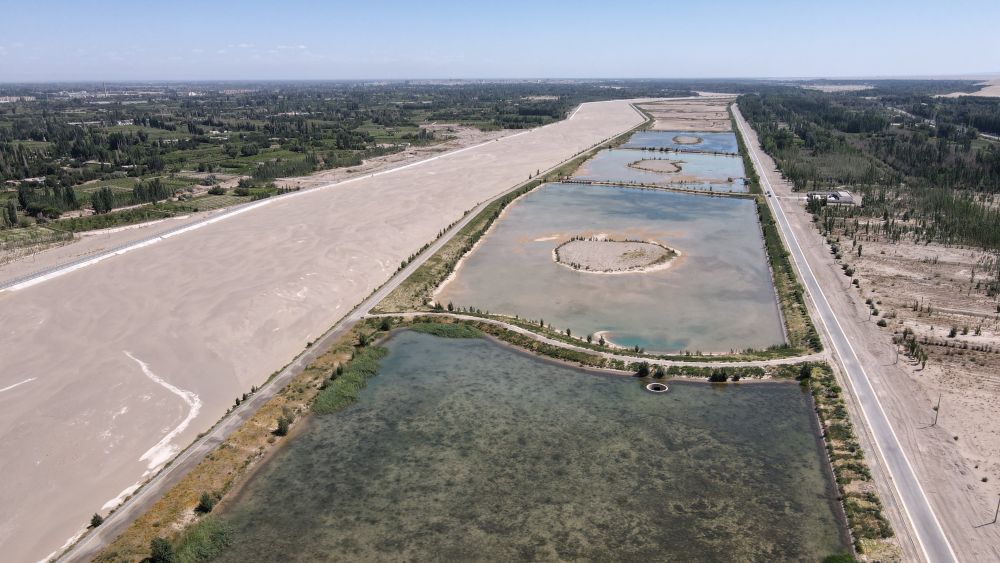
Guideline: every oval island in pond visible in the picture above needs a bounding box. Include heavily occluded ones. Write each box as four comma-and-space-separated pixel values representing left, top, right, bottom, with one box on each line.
554, 237, 677, 274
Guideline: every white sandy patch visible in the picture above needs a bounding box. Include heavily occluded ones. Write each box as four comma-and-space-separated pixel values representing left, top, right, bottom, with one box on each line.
125, 352, 202, 471
0, 377, 37, 394
533, 235, 559, 242
101, 483, 140, 511
39, 528, 88, 563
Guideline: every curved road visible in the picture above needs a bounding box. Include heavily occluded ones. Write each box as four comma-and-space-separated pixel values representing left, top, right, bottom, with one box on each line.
734, 105, 957, 563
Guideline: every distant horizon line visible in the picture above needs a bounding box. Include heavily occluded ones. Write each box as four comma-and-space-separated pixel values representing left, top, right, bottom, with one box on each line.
1, 72, 998, 86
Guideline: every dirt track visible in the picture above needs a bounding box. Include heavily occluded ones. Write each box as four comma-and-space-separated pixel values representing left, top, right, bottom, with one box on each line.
0, 99, 645, 563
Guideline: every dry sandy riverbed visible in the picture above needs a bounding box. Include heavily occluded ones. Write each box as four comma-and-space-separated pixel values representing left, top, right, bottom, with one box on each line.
638, 95, 736, 132
0, 99, 646, 562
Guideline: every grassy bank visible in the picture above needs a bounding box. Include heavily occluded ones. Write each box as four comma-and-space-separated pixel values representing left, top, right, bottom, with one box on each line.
400, 315, 790, 379
94, 315, 878, 562
795, 362, 898, 558
312, 344, 388, 415
419, 310, 807, 363
92, 322, 380, 562
732, 104, 823, 353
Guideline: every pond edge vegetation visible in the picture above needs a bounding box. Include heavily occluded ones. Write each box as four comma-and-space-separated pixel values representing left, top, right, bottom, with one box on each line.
97, 316, 891, 562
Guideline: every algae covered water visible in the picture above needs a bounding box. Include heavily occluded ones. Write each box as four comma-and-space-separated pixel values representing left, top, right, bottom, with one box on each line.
214, 331, 848, 561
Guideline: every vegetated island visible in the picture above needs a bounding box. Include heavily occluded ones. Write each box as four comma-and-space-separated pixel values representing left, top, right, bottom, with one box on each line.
672, 134, 703, 145
553, 236, 678, 274
627, 158, 684, 173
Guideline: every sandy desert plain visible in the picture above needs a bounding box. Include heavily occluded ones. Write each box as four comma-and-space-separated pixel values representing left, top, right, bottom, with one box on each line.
0, 99, 646, 562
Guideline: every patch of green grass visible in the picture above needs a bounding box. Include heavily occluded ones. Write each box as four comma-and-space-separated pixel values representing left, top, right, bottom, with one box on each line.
731, 106, 822, 353
409, 322, 482, 338
312, 345, 389, 415
173, 516, 232, 563
187, 194, 249, 211
51, 204, 195, 232
798, 363, 895, 552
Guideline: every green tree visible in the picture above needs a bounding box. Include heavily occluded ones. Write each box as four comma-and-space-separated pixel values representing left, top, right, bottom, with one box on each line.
274, 416, 290, 436
149, 537, 177, 563
797, 363, 813, 381
90, 513, 104, 528
92, 186, 116, 214
195, 492, 215, 514
6, 200, 17, 226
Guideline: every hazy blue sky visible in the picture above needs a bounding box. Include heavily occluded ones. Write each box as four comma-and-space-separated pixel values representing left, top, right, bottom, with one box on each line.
1, 0, 998, 81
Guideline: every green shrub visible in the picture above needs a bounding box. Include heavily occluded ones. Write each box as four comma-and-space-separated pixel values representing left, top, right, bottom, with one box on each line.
708, 371, 728, 383
313, 346, 389, 414
409, 322, 482, 339
195, 492, 215, 514
149, 537, 176, 563
274, 416, 289, 436
173, 516, 232, 562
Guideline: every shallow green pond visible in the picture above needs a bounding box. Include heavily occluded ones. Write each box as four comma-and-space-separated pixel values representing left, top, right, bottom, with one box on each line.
214, 331, 848, 562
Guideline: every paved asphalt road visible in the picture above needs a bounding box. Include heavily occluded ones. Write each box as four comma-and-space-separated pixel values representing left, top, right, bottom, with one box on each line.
734, 106, 958, 563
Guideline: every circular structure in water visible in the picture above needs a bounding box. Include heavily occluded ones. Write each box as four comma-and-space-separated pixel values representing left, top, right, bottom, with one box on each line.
554, 238, 677, 274
645, 382, 669, 393
672, 134, 703, 145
